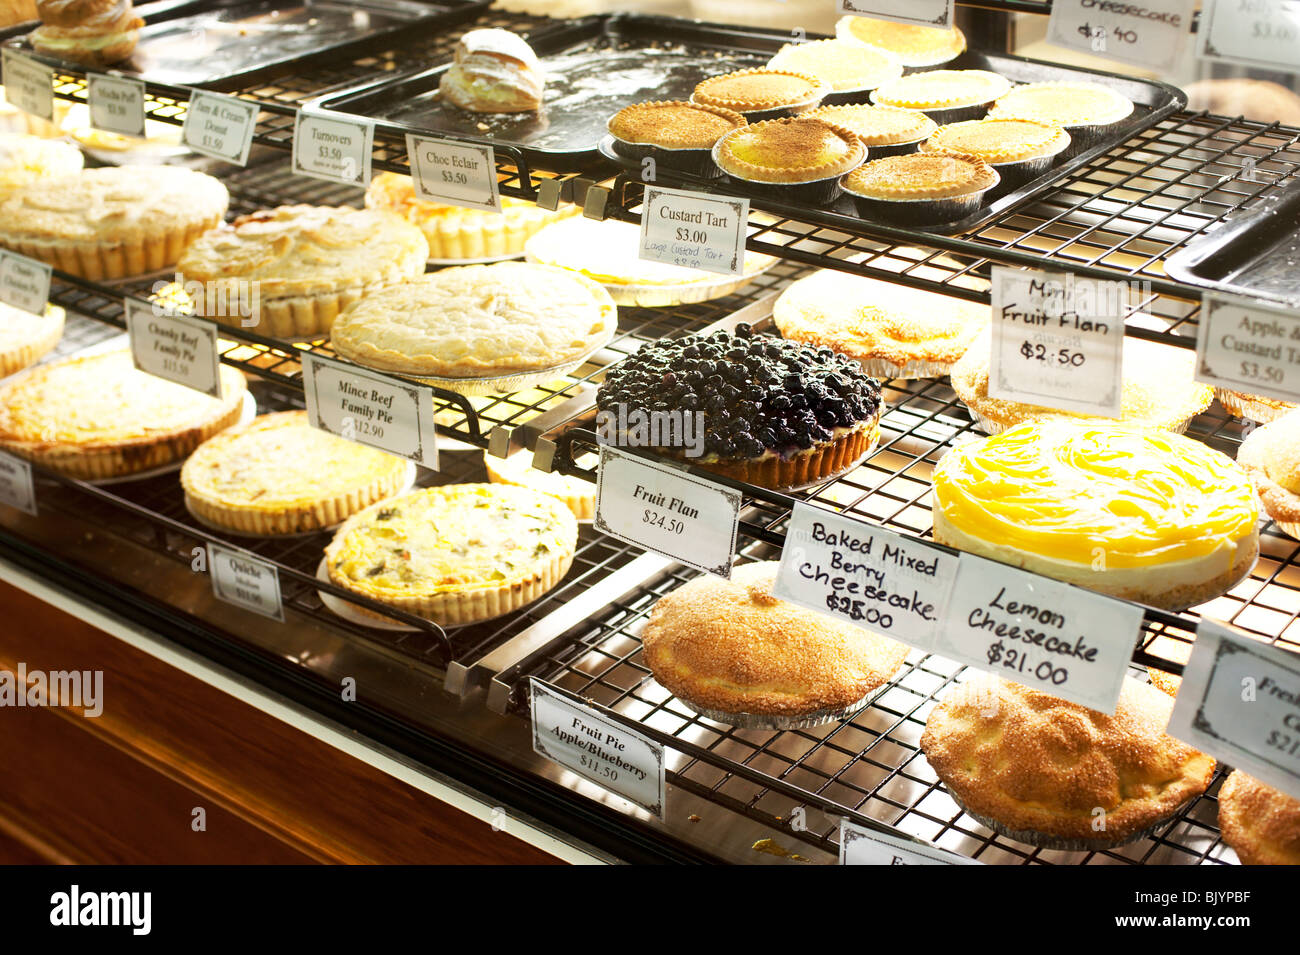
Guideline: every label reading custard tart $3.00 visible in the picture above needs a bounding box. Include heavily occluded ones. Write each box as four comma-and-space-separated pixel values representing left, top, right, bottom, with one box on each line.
638, 186, 749, 278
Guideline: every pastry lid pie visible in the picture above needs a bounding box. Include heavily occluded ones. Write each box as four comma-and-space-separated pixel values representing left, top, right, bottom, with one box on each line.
329, 261, 617, 378
607, 100, 746, 150
843, 151, 997, 200
920, 118, 1070, 164
692, 68, 829, 113
806, 103, 936, 146
714, 116, 865, 184
766, 38, 902, 93
1219, 770, 1300, 865
989, 82, 1134, 127
835, 15, 966, 67
872, 69, 1012, 110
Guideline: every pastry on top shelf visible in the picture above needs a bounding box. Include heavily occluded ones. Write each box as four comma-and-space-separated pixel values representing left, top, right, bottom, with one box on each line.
987, 82, 1134, 147
692, 68, 829, 120
919, 117, 1070, 184
1217, 389, 1296, 424
806, 103, 936, 154
0, 300, 63, 378
766, 38, 902, 101
1236, 408, 1300, 539
606, 100, 746, 176
58, 103, 187, 164
439, 28, 545, 114
1218, 771, 1300, 865
29, 0, 144, 67
871, 69, 1011, 122
835, 15, 966, 69
0, 131, 82, 199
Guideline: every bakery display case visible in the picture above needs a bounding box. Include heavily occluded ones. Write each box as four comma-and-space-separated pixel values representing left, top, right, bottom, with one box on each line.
1, 0, 1299, 868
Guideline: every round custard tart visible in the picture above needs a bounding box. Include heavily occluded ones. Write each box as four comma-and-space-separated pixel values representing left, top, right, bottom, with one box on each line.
606, 100, 746, 175
713, 116, 864, 200
595, 323, 883, 491
181, 411, 411, 536
692, 68, 830, 119
0, 301, 64, 378
641, 561, 909, 729
330, 262, 616, 382
364, 171, 577, 262
0, 349, 247, 480
0, 132, 83, 199
835, 15, 966, 69
922, 675, 1216, 850
324, 483, 578, 627
806, 103, 936, 154
842, 151, 998, 225
0, 166, 228, 280
988, 82, 1134, 147
930, 419, 1260, 610
1219, 771, 1300, 865
766, 39, 902, 101
920, 118, 1070, 182
483, 450, 595, 521
773, 269, 988, 378
177, 205, 430, 339
872, 69, 1012, 123
1236, 408, 1300, 539
950, 331, 1214, 434
1218, 388, 1296, 423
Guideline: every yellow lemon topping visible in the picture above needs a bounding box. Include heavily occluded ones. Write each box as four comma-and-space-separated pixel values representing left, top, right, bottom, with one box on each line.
932, 420, 1258, 568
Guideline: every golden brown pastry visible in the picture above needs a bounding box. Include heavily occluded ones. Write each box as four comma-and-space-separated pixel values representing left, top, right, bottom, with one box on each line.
1236, 408, 1300, 539
1218, 771, 1300, 865
438, 28, 544, 114
30, 0, 144, 67
0, 0, 37, 27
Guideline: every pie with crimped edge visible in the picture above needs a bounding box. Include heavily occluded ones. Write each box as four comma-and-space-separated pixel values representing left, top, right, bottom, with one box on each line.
324, 483, 578, 627
692, 68, 829, 113
714, 116, 865, 184
872, 69, 1011, 110
0, 349, 247, 480
835, 15, 966, 66
988, 82, 1134, 127
181, 411, 411, 536
1219, 771, 1300, 865
1217, 388, 1295, 423
0, 302, 64, 379
843, 152, 997, 200
766, 38, 902, 92
920, 118, 1070, 164
607, 100, 746, 150
1236, 408, 1300, 540
806, 103, 936, 146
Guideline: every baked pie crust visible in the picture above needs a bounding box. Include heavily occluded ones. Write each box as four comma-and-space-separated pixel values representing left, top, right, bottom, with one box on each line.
483, 450, 595, 521
988, 82, 1134, 127
806, 103, 936, 146
766, 38, 902, 92
835, 15, 966, 67
181, 411, 411, 535
920, 118, 1070, 164
0, 132, 83, 199
843, 151, 997, 199
325, 483, 578, 626
607, 100, 746, 150
329, 261, 617, 378
692, 68, 828, 113
0, 349, 247, 479
1217, 388, 1295, 423
872, 69, 1012, 110
1219, 771, 1300, 865
176, 204, 430, 338
922, 676, 1216, 850
714, 116, 865, 183
1236, 408, 1300, 539
0, 302, 64, 378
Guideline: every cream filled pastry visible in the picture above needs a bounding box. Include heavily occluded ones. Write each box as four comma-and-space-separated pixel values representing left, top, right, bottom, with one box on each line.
931, 419, 1260, 610
31, 0, 143, 67
439, 28, 544, 114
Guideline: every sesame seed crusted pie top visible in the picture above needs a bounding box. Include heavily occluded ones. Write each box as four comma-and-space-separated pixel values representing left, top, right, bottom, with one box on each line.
607, 100, 747, 150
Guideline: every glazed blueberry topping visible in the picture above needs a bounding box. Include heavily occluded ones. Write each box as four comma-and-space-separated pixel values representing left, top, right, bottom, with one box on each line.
596, 327, 882, 461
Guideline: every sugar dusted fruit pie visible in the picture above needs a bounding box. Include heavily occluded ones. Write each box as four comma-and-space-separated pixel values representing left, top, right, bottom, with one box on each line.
1236, 408, 1300, 540
692, 68, 829, 117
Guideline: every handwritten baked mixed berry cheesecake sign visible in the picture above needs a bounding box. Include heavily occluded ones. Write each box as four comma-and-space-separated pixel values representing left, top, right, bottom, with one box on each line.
639, 186, 748, 277
1194, 292, 1300, 406
182, 90, 257, 166
1, 49, 53, 121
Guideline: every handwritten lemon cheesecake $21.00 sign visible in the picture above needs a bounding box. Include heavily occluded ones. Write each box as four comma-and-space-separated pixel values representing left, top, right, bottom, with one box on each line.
931, 419, 1259, 610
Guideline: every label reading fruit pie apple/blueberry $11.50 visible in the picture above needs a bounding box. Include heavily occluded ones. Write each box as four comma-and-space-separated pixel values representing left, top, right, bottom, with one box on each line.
937, 553, 1145, 714
292, 109, 373, 186
301, 353, 439, 470
124, 298, 222, 398
207, 543, 283, 622
594, 446, 740, 578
772, 502, 960, 653
181, 90, 257, 166
836, 0, 952, 30
529, 679, 666, 818
1193, 291, 1300, 405
638, 186, 748, 278
1197, 0, 1300, 72
1, 49, 53, 121
1168, 619, 1300, 802
840, 820, 978, 865
0, 250, 51, 316
0, 451, 36, 517
406, 134, 501, 213
1046, 0, 1191, 72
87, 73, 145, 138
988, 266, 1125, 419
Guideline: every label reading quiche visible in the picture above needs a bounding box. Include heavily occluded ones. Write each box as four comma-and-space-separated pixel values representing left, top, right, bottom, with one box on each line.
207, 543, 283, 622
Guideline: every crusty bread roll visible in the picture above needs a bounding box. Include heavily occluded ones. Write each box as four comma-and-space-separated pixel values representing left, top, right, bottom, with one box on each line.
30, 0, 143, 67
438, 28, 545, 114
1185, 78, 1300, 127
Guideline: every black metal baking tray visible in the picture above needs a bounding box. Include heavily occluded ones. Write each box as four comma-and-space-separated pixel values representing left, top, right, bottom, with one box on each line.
4, 0, 491, 91
1165, 176, 1300, 305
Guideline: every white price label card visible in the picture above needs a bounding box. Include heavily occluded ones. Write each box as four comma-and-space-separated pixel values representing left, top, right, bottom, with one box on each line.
1193, 292, 1300, 405
302, 353, 438, 470
988, 266, 1125, 418
1046, 0, 1191, 72
87, 73, 145, 137
840, 820, 978, 865
1, 49, 53, 121
594, 445, 740, 578
181, 90, 257, 166
1168, 619, 1300, 801
207, 543, 283, 621
773, 502, 959, 652
125, 298, 221, 398
639, 185, 748, 277
836, 0, 952, 29
529, 679, 666, 818
0, 451, 36, 517
293, 109, 373, 186
1197, 0, 1300, 71
405, 133, 501, 212
0, 250, 52, 316
938, 554, 1144, 714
